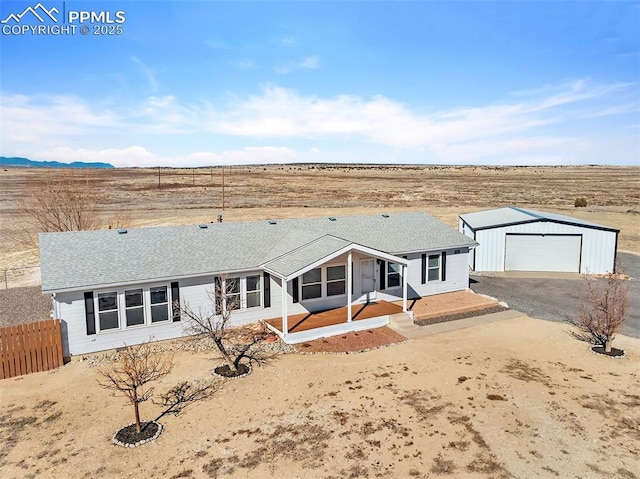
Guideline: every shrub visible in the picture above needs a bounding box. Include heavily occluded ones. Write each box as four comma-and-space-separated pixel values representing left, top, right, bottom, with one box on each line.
574, 197, 588, 207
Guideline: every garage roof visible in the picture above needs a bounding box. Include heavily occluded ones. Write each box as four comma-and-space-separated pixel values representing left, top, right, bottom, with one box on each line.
459, 206, 619, 232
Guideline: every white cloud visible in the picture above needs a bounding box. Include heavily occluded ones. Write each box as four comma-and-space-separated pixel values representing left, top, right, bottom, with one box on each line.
2, 79, 638, 166
33, 146, 296, 168
275, 55, 320, 74
234, 59, 257, 70
278, 35, 297, 47
0, 94, 117, 144
131, 56, 159, 92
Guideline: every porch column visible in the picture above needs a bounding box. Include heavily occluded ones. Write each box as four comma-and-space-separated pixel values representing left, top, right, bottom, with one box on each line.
402, 264, 408, 312
347, 251, 353, 322
281, 278, 288, 336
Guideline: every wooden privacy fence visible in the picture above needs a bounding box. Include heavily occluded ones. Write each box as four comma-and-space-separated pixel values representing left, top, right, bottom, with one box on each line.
0, 319, 64, 380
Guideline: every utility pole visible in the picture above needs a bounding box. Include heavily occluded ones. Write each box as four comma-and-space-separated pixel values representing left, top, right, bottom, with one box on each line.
222, 167, 225, 211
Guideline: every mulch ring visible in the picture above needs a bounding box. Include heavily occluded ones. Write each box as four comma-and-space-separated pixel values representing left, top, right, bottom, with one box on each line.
112, 420, 163, 448
414, 305, 507, 327
294, 326, 408, 354
591, 346, 625, 358
213, 363, 252, 379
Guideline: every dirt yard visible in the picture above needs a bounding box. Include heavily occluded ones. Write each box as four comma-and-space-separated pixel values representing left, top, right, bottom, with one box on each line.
0, 316, 638, 479
1, 165, 639, 274
0, 165, 638, 477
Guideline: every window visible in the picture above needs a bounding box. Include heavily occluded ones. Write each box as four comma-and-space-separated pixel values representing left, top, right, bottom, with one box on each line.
428, 254, 441, 281
302, 268, 322, 300
326, 265, 346, 296
387, 263, 401, 288
150, 286, 169, 323
246, 275, 262, 308
94, 284, 173, 333
226, 277, 241, 310
125, 289, 145, 327
97, 291, 119, 331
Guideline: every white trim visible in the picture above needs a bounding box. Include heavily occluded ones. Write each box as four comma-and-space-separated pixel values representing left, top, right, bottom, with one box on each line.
347, 251, 352, 322
93, 282, 173, 334
283, 243, 408, 282
297, 262, 348, 303
44, 267, 264, 295
270, 315, 389, 344
281, 279, 288, 336
402, 265, 408, 312
218, 272, 264, 312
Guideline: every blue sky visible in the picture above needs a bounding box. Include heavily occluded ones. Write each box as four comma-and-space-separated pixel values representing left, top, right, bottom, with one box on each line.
1, 0, 639, 167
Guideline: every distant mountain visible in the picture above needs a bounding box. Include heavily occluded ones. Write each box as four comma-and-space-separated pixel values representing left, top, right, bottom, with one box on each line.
0, 157, 114, 169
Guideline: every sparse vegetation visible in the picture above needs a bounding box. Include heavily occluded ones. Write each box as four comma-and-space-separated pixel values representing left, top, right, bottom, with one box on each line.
179, 277, 275, 376
98, 340, 174, 434
574, 197, 588, 207
572, 268, 629, 353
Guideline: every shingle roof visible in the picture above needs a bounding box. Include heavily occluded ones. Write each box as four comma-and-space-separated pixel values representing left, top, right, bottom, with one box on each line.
459, 206, 619, 232
263, 235, 351, 278
40, 211, 477, 292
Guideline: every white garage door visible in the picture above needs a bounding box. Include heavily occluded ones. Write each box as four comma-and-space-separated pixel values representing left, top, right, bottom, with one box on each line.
505, 234, 581, 272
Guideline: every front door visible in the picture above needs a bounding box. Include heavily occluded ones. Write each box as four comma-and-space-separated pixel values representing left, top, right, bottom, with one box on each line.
360, 259, 376, 299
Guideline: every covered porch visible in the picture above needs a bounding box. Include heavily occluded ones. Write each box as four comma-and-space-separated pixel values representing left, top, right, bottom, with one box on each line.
263, 237, 410, 344
265, 301, 404, 344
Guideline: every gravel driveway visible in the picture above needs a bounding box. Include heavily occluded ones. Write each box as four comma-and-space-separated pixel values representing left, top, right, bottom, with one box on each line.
470, 252, 640, 339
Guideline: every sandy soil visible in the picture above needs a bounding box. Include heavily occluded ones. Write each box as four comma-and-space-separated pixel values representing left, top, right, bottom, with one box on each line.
0, 316, 638, 479
1, 165, 639, 275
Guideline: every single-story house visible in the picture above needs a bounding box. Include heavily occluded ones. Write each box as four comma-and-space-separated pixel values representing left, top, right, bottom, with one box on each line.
40, 212, 478, 356
458, 206, 619, 274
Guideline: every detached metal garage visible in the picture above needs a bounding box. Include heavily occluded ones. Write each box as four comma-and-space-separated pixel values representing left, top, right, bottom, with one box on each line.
459, 207, 619, 274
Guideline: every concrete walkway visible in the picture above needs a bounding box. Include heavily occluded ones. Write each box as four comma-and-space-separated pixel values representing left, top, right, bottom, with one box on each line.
388, 309, 526, 339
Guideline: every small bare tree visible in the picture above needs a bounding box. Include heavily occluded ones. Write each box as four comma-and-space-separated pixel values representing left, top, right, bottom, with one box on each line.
20, 175, 101, 233
179, 276, 274, 376
155, 380, 217, 419
98, 341, 174, 434
574, 269, 629, 353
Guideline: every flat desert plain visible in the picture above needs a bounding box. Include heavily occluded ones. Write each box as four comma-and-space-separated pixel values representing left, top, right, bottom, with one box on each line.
0, 165, 639, 478
1, 165, 639, 271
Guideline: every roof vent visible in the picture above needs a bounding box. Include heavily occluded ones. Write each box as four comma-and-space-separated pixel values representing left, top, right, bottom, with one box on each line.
199, 224, 208, 229
329, 217, 336, 221
268, 220, 277, 225
381, 214, 390, 218
117, 228, 127, 234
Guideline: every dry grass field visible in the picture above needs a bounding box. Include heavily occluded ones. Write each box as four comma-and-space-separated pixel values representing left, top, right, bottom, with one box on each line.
1, 165, 639, 273
0, 165, 639, 478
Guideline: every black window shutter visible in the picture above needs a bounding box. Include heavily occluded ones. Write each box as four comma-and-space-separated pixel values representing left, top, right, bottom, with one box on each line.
379, 260, 386, 290
171, 281, 180, 321
263, 272, 271, 308
351, 263, 354, 294
441, 252, 447, 282
292, 277, 299, 303
421, 254, 427, 284
84, 292, 96, 335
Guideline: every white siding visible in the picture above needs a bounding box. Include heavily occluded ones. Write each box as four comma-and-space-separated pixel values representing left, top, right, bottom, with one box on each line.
459, 219, 476, 269
473, 222, 616, 274
56, 274, 285, 356
55, 289, 184, 357
55, 248, 472, 356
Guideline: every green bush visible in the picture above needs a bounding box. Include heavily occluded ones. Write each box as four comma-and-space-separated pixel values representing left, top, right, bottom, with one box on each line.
574, 197, 588, 207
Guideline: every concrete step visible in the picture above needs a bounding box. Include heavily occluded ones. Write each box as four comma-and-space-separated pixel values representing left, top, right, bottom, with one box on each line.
388, 309, 526, 339
389, 312, 413, 328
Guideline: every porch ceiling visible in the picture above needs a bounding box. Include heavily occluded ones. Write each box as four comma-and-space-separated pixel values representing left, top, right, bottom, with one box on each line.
265, 301, 403, 334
